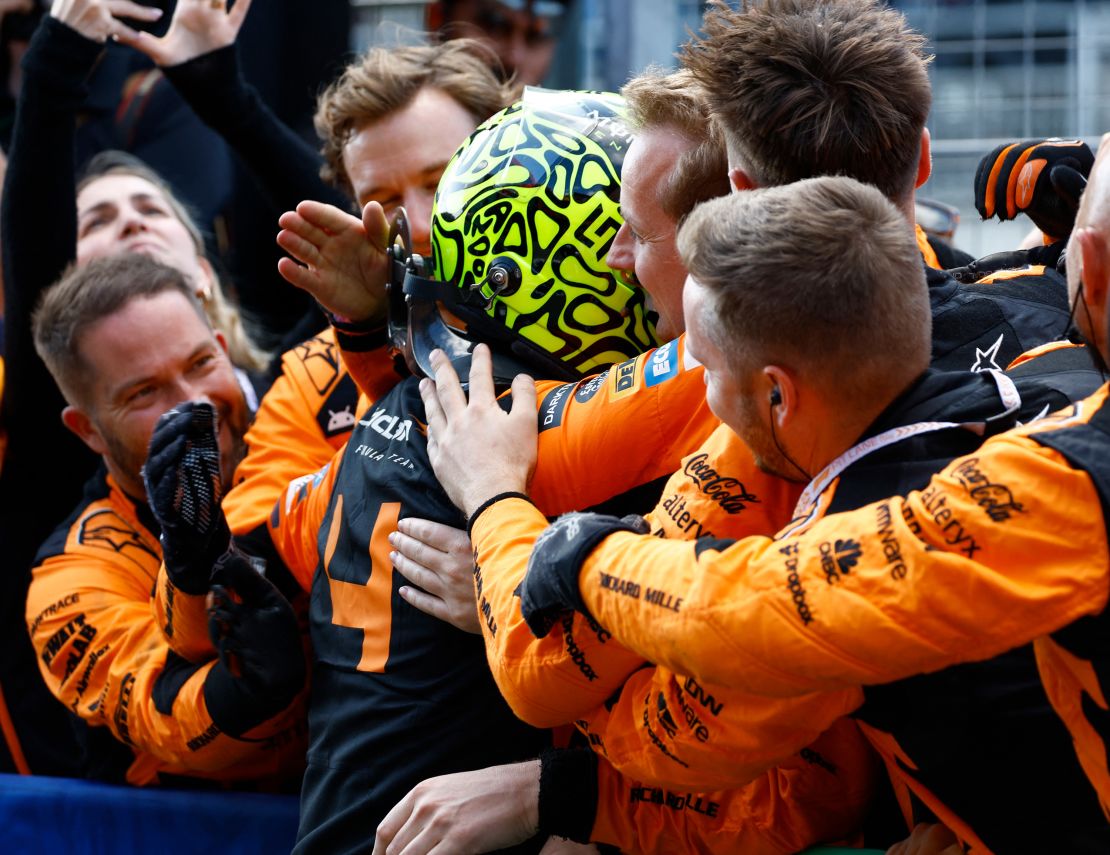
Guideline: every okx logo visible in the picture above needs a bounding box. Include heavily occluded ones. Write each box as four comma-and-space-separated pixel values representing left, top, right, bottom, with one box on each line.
819, 538, 862, 585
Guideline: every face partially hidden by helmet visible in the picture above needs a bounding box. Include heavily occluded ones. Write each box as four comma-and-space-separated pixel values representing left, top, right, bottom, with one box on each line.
421, 88, 658, 381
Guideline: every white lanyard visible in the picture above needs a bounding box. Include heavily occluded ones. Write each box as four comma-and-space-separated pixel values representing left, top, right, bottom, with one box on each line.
781, 370, 1022, 537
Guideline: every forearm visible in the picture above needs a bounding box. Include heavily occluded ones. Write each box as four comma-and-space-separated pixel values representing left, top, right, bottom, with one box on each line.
588, 721, 876, 855
1, 17, 100, 491
471, 496, 645, 727
30, 578, 299, 779
574, 665, 863, 792
579, 437, 1110, 697
151, 563, 215, 661
162, 44, 349, 213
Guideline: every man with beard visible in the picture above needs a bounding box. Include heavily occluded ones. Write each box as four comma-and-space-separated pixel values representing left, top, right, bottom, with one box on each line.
26, 253, 305, 787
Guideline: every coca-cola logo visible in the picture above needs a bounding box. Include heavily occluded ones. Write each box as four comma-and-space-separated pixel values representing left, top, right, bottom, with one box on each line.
682, 453, 759, 514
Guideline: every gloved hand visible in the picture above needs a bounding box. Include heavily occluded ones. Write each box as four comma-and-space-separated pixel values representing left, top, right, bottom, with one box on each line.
143, 401, 230, 594
202, 550, 306, 737
974, 138, 1093, 240
520, 512, 650, 638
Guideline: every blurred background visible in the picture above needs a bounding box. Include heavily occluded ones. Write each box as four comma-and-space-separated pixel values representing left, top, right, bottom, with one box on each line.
354, 0, 1110, 258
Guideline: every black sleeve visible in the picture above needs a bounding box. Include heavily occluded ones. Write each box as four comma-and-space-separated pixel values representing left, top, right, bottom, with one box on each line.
0, 17, 102, 779
1, 16, 102, 514
161, 45, 350, 215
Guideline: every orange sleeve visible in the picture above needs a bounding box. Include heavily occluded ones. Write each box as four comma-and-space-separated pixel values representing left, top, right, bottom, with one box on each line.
469, 425, 802, 729
590, 717, 877, 854
267, 445, 345, 592
27, 512, 303, 786
471, 497, 646, 728
575, 662, 863, 792
576, 426, 1110, 699
530, 337, 717, 514
225, 329, 367, 538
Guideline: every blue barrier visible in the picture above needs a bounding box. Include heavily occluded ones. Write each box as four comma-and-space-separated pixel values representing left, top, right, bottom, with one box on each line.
0, 774, 299, 854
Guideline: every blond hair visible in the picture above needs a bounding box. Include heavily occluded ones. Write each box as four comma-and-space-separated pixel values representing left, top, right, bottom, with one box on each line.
621, 68, 729, 222
315, 39, 511, 198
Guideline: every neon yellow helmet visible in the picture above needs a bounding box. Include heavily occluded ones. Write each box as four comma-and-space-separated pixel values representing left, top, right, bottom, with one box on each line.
414, 87, 657, 380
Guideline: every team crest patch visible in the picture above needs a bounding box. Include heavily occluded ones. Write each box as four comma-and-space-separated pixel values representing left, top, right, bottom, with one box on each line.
78, 509, 160, 571
295, 335, 342, 395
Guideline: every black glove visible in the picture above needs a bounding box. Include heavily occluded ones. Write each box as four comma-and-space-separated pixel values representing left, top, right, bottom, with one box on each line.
974, 138, 1093, 240
202, 551, 306, 738
143, 402, 231, 594
520, 512, 650, 638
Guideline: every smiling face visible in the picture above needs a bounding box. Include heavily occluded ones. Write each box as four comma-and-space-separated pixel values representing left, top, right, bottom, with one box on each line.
68, 291, 249, 500
76, 174, 208, 288
606, 130, 693, 342
342, 87, 480, 257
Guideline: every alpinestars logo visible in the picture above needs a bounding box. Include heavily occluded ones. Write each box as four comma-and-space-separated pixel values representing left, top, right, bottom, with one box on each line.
820, 539, 862, 585
971, 333, 1004, 372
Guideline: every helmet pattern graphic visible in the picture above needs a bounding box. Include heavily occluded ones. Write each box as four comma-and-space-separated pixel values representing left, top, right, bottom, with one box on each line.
431, 87, 658, 376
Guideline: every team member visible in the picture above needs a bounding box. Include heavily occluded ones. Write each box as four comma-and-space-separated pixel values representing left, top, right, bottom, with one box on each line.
26, 254, 305, 787
604, 68, 728, 342
420, 176, 1108, 851
416, 0, 1090, 747
149, 26, 514, 662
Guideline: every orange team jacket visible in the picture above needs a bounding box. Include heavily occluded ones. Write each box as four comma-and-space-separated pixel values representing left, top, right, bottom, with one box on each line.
534, 383, 1110, 850
26, 469, 306, 787
476, 426, 878, 853
152, 330, 400, 662
472, 358, 1107, 849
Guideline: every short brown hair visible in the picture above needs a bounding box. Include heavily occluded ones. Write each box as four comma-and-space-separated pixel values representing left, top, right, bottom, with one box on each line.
677, 176, 931, 403
315, 39, 511, 198
683, 0, 933, 201
621, 68, 729, 222
33, 254, 208, 405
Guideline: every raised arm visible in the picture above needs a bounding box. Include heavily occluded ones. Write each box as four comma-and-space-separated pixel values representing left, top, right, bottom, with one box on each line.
120, 0, 348, 214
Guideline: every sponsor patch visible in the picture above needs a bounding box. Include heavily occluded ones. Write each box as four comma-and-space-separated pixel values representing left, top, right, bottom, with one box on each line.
951, 457, 1025, 522
644, 340, 680, 387
574, 370, 608, 404
538, 383, 574, 433
78, 510, 159, 569
608, 358, 640, 401
316, 373, 360, 439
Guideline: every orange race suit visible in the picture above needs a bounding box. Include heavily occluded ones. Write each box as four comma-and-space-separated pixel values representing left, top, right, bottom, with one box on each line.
494, 354, 1109, 852
26, 468, 306, 787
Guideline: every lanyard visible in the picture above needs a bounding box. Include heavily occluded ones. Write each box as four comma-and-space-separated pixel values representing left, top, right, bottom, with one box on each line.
781, 370, 1022, 537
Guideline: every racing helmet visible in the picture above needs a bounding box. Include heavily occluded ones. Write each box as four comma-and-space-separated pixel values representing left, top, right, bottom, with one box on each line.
389, 87, 658, 384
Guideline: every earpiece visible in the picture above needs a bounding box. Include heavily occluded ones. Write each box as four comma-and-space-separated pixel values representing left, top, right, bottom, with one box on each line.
770, 386, 782, 407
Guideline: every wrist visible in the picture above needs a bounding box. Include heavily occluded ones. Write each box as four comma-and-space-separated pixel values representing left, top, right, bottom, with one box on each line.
537, 749, 598, 842
466, 491, 533, 536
